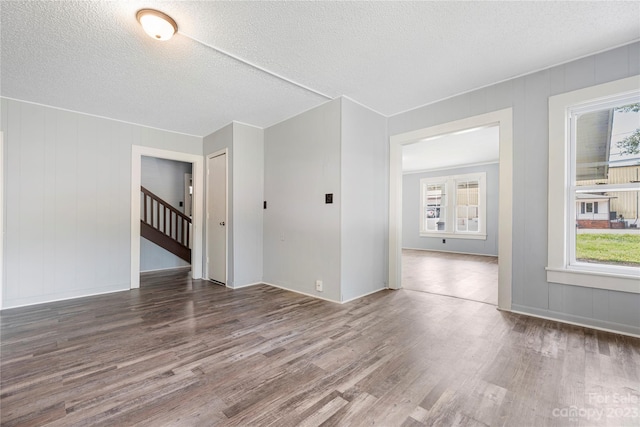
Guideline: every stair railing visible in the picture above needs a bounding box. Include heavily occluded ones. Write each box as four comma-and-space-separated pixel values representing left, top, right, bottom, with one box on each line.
141, 186, 191, 249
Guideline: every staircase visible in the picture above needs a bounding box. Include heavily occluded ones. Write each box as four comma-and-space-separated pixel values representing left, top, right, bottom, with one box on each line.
140, 186, 191, 262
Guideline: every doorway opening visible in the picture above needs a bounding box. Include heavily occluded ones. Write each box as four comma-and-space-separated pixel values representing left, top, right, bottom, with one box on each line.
140, 156, 193, 275
130, 146, 204, 289
389, 109, 513, 311
401, 125, 499, 304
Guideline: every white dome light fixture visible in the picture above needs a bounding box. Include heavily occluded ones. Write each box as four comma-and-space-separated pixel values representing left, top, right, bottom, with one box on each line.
136, 9, 177, 41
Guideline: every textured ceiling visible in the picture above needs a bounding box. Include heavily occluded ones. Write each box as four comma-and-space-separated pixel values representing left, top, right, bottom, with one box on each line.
402, 126, 499, 172
2, 1, 639, 136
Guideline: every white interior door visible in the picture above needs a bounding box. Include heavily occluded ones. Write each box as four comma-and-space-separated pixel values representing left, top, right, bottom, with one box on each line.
207, 153, 227, 284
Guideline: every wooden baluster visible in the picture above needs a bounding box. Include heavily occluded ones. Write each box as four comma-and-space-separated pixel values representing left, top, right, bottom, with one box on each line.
171, 210, 174, 240
186, 219, 190, 248
144, 193, 148, 224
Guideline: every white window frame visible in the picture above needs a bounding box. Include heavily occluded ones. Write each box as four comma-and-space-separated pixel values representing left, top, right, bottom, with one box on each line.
547, 75, 640, 294
419, 172, 487, 240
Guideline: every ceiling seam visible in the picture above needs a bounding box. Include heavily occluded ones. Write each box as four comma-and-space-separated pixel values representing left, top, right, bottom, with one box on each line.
0, 96, 205, 138
341, 95, 389, 118
178, 31, 333, 101
389, 38, 640, 119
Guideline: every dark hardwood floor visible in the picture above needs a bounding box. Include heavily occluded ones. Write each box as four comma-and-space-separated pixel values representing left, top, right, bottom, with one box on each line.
402, 249, 498, 305
1, 270, 639, 426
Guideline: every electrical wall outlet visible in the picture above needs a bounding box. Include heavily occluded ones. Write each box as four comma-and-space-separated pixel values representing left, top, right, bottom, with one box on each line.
315, 280, 323, 292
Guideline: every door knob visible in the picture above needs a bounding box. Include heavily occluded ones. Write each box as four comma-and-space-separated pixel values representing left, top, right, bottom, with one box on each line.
219, 221, 225, 226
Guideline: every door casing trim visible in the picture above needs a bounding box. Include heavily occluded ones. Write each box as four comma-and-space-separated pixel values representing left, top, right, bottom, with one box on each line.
388, 108, 513, 310
131, 146, 204, 288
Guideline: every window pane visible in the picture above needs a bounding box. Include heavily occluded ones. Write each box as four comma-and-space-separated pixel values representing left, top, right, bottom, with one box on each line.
456, 206, 467, 231
455, 180, 479, 233
468, 206, 479, 231
424, 183, 445, 231
575, 103, 640, 187
468, 183, 479, 205
572, 99, 640, 269
575, 189, 640, 267
457, 182, 468, 205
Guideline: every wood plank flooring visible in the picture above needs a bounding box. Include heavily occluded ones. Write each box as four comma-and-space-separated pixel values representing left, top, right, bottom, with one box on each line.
1, 270, 639, 426
402, 250, 498, 305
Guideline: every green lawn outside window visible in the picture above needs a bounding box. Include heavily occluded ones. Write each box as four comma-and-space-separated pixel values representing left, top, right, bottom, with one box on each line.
576, 233, 640, 266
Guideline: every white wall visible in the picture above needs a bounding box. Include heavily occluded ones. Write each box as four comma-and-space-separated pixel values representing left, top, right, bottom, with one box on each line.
1, 98, 202, 309
388, 42, 640, 335
140, 156, 192, 272
232, 123, 264, 287
402, 163, 499, 256
140, 238, 189, 272
203, 123, 233, 158
141, 156, 192, 214
203, 122, 264, 288
340, 98, 388, 302
263, 100, 342, 301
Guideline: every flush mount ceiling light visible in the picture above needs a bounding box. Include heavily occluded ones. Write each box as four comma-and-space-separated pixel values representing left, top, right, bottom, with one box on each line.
136, 9, 177, 41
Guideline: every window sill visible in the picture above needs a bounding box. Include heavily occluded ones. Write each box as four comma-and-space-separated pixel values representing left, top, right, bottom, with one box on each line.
546, 267, 640, 294
420, 232, 487, 240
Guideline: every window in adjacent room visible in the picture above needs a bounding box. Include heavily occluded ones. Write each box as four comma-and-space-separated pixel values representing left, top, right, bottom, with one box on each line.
456, 179, 480, 232
423, 181, 446, 232
420, 172, 486, 239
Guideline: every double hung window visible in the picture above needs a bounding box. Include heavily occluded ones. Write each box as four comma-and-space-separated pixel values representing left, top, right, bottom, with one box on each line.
547, 76, 640, 293
569, 95, 640, 270
420, 172, 486, 239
